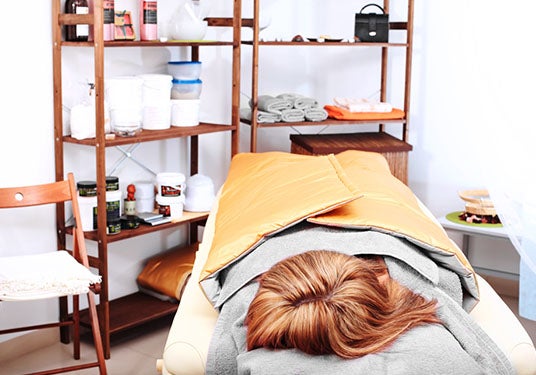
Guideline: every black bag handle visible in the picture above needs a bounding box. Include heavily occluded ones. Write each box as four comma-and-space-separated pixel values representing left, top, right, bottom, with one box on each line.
359, 3, 386, 14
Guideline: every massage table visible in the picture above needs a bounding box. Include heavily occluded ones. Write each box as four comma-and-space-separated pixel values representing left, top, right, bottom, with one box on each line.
157, 151, 536, 375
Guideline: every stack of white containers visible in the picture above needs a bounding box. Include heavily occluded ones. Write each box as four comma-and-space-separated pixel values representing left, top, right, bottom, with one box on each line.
105, 76, 144, 136
168, 61, 202, 127
139, 74, 173, 130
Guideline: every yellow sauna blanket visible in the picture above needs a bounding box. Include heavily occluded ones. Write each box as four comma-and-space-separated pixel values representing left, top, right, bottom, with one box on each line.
199, 150, 478, 306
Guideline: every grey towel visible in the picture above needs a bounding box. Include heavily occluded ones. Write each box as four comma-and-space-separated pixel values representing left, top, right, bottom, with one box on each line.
280, 108, 305, 122
304, 107, 328, 121
253, 95, 292, 114
277, 93, 319, 109
240, 107, 281, 123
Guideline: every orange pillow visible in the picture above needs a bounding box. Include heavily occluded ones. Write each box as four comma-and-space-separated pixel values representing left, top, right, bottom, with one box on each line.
137, 243, 198, 301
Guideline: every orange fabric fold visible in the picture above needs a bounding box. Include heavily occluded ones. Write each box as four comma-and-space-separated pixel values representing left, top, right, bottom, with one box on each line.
324, 105, 405, 120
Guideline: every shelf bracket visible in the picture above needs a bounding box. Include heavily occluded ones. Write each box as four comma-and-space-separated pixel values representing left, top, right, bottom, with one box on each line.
108, 144, 157, 176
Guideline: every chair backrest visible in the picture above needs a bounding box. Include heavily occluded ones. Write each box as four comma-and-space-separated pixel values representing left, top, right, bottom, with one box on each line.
0, 173, 89, 267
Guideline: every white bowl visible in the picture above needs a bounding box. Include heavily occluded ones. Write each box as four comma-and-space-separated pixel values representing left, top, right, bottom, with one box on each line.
171, 20, 208, 41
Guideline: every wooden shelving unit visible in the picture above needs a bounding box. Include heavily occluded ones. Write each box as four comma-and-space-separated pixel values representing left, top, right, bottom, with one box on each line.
243, 0, 414, 183
52, 0, 242, 358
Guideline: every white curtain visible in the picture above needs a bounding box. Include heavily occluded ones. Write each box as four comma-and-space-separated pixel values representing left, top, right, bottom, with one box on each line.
466, 1, 536, 319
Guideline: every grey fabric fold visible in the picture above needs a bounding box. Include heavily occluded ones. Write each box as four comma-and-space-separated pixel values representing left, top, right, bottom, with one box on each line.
206, 223, 515, 375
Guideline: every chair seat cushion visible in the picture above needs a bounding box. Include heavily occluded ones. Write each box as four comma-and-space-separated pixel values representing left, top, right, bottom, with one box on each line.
0, 250, 101, 301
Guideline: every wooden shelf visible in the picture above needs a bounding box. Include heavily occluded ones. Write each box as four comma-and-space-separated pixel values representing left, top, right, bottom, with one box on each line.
66, 211, 208, 243
241, 117, 407, 128
62, 40, 234, 47
80, 292, 178, 334
53, 0, 241, 358
242, 40, 408, 47
63, 123, 236, 147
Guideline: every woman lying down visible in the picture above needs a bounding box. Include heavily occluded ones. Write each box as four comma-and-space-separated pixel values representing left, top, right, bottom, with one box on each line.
204, 222, 515, 375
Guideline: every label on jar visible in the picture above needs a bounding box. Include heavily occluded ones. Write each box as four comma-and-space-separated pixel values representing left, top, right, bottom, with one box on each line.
76, 6, 89, 37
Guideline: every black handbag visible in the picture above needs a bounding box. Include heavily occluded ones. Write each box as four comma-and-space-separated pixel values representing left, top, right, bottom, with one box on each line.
354, 3, 389, 43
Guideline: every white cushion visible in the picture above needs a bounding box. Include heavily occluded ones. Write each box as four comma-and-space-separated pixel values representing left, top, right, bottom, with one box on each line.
0, 250, 101, 301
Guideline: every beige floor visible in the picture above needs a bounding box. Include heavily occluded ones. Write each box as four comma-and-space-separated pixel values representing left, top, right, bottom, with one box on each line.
1, 279, 536, 375
0, 316, 173, 375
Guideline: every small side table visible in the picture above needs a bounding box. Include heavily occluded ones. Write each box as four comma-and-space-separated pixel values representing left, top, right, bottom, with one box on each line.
437, 215, 509, 256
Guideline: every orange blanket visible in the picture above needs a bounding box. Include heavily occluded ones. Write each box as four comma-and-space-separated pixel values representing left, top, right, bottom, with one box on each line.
324, 105, 405, 120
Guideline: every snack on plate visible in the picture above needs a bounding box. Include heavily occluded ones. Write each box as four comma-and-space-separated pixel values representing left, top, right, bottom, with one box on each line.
458, 189, 501, 224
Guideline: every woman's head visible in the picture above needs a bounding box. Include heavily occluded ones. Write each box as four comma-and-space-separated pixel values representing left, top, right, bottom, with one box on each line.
245, 250, 440, 358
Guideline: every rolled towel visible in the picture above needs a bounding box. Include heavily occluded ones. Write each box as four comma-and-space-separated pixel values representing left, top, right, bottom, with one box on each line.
280, 108, 305, 123
240, 107, 281, 123
277, 93, 319, 109
304, 107, 328, 122
252, 95, 293, 114
333, 97, 393, 113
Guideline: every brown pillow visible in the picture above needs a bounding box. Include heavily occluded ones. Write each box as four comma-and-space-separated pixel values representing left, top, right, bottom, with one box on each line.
137, 243, 198, 301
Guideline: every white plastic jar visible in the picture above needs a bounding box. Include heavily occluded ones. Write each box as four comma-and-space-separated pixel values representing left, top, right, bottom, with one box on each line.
156, 172, 185, 197
156, 194, 184, 219
134, 180, 156, 213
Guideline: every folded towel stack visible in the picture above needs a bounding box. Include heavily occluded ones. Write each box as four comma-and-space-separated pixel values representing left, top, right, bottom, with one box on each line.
240, 93, 328, 124
277, 93, 319, 110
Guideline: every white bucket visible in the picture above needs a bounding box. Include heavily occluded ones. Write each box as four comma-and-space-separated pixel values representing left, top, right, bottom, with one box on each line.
134, 181, 156, 213
171, 99, 200, 127
156, 172, 185, 197
105, 76, 143, 110
78, 196, 97, 232
142, 102, 171, 130
156, 194, 184, 219
139, 74, 173, 105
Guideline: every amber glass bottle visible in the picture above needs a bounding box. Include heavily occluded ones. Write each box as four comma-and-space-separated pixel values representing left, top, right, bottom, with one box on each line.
65, 0, 90, 41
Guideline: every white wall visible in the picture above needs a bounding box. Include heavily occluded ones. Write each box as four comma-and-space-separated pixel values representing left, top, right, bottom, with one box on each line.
0, 0, 530, 340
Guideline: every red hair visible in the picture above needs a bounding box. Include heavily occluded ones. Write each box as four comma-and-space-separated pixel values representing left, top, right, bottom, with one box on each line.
245, 250, 440, 358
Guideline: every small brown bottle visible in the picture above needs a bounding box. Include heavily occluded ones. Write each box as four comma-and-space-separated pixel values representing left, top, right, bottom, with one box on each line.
65, 0, 90, 41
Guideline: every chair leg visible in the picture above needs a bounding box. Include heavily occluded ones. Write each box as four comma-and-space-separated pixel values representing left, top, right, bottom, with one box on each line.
87, 290, 107, 374
72, 295, 80, 360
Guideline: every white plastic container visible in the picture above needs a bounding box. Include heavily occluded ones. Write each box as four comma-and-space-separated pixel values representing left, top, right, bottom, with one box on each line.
78, 196, 97, 232
167, 61, 202, 80
105, 76, 143, 109
171, 79, 202, 99
171, 99, 200, 127
184, 174, 215, 212
139, 74, 172, 105
156, 172, 185, 197
156, 194, 184, 219
142, 103, 171, 130
134, 181, 155, 213
106, 189, 122, 221
106, 76, 144, 136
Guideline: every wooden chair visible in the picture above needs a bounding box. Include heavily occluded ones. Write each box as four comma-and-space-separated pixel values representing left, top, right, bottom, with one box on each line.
0, 173, 107, 374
